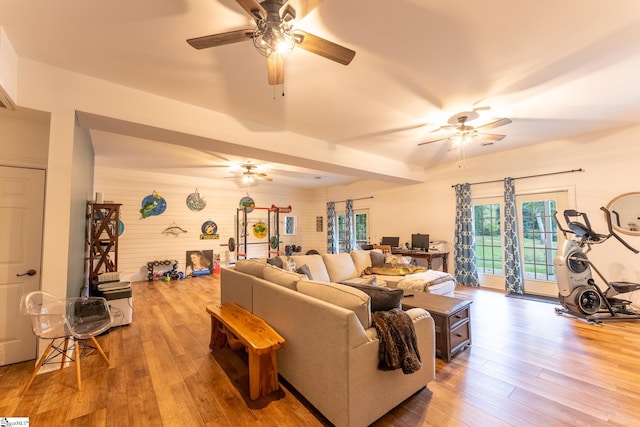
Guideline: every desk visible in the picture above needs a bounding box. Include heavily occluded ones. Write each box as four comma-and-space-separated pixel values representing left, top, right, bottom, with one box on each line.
392, 250, 449, 273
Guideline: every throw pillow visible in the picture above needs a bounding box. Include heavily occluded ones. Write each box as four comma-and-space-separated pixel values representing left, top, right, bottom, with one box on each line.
266, 256, 284, 269
370, 251, 386, 268
339, 276, 378, 286
296, 264, 313, 280
284, 257, 298, 272
385, 254, 412, 265
341, 283, 403, 312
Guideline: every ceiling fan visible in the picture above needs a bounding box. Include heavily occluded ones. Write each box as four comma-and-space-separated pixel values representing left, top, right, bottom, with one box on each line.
418, 111, 512, 148
187, 0, 356, 85
226, 163, 273, 184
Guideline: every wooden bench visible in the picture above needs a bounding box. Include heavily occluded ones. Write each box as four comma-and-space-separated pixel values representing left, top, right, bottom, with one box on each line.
206, 302, 285, 400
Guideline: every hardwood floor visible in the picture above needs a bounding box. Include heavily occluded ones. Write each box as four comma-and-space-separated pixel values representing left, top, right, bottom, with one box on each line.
2, 276, 640, 426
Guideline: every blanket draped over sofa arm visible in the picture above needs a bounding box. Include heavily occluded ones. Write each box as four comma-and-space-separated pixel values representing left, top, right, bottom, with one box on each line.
372, 308, 422, 374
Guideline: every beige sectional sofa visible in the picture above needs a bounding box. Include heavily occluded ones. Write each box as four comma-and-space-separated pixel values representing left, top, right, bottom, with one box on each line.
220, 251, 437, 427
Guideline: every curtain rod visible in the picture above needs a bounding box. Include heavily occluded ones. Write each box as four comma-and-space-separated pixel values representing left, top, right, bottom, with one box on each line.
331, 196, 374, 204
451, 168, 584, 188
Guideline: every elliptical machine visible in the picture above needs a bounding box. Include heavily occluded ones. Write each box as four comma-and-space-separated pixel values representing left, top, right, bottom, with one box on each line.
553, 207, 640, 324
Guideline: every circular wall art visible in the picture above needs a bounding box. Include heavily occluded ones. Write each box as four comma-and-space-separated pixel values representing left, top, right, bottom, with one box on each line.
186, 189, 206, 211
239, 196, 255, 213
140, 191, 166, 218
201, 220, 218, 236
252, 221, 268, 239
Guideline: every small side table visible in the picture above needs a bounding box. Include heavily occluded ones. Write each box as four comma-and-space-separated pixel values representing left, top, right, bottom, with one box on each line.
403, 292, 472, 362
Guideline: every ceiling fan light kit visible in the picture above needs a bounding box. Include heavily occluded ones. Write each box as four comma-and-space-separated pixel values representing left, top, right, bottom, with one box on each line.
227, 163, 274, 184
187, 0, 355, 85
418, 110, 512, 148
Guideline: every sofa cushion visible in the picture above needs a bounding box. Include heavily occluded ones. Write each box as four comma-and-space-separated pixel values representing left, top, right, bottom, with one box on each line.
323, 253, 359, 282
235, 259, 267, 278
297, 280, 371, 328
340, 283, 404, 312
263, 264, 306, 290
370, 250, 386, 268
287, 255, 330, 282
350, 250, 372, 276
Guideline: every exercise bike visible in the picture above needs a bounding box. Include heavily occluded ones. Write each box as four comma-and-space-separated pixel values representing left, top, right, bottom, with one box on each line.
553, 207, 640, 324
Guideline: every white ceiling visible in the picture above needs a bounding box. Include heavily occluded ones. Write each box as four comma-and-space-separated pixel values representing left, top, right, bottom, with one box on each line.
2, 0, 640, 188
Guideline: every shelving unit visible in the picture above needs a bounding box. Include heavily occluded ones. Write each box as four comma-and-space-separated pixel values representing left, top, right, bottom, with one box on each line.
87, 203, 121, 289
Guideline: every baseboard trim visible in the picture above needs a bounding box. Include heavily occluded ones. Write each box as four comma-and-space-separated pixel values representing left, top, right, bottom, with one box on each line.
505, 292, 559, 305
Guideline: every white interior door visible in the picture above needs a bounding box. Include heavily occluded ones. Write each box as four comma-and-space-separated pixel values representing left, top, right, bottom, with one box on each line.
0, 166, 45, 366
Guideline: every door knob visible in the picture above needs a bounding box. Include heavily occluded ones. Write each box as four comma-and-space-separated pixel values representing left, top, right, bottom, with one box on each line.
17, 269, 37, 277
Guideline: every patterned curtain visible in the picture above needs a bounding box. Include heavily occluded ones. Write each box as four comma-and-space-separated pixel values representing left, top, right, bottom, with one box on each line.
454, 183, 479, 286
345, 199, 355, 252
327, 202, 337, 254
504, 178, 525, 294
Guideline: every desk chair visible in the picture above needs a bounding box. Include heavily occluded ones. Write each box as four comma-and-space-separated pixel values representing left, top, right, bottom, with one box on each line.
373, 244, 392, 254
20, 291, 112, 395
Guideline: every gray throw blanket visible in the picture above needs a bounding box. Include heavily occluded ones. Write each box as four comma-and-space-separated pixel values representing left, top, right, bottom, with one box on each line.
372, 308, 422, 374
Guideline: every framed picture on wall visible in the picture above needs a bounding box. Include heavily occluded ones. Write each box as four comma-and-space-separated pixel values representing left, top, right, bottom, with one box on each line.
284, 216, 297, 235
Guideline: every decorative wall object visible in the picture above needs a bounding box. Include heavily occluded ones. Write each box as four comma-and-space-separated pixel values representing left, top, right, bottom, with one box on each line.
186, 188, 206, 211
239, 195, 255, 213
316, 216, 323, 232
200, 220, 220, 240
162, 222, 188, 237
252, 221, 268, 239
140, 191, 166, 218
284, 215, 297, 235
185, 249, 214, 276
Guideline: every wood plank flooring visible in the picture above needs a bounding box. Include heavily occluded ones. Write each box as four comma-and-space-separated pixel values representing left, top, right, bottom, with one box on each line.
1, 275, 639, 426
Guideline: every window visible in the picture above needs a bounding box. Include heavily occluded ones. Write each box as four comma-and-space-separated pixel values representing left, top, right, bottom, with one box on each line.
337, 209, 369, 253
473, 203, 503, 274
472, 190, 568, 295
519, 199, 558, 281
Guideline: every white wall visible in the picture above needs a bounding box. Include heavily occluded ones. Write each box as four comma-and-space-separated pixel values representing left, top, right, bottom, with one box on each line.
326, 124, 640, 303
8, 56, 640, 306
94, 167, 327, 282
67, 118, 94, 297
0, 110, 49, 168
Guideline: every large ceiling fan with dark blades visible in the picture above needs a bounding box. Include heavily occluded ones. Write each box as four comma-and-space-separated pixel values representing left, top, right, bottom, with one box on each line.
418, 111, 512, 147
187, 0, 356, 85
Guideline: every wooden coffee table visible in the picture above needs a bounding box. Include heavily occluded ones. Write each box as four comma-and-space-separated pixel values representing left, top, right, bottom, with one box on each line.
402, 292, 472, 362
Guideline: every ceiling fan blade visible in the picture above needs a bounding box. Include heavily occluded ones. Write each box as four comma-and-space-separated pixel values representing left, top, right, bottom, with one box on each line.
187, 29, 253, 49
418, 136, 450, 146
477, 133, 506, 142
235, 0, 267, 20
257, 175, 273, 181
475, 118, 512, 131
294, 30, 355, 65
267, 54, 285, 85
284, 0, 324, 21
